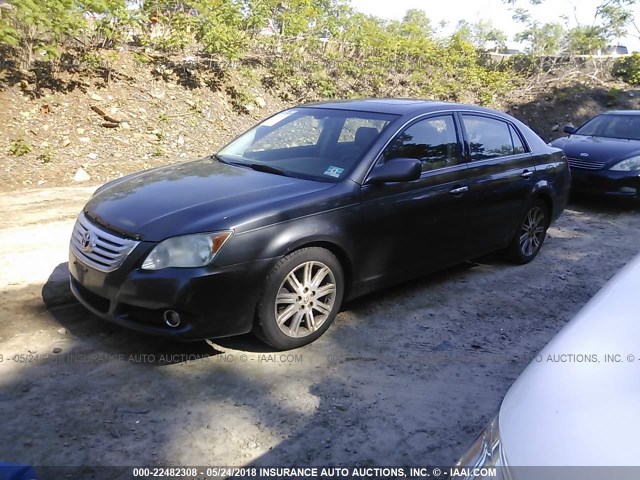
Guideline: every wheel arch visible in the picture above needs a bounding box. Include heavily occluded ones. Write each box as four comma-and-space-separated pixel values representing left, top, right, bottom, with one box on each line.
253, 239, 352, 349
506, 186, 554, 247
529, 186, 554, 223
288, 240, 354, 301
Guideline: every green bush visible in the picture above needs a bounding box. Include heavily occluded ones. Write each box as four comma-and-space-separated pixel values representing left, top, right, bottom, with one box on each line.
613, 53, 640, 85
0, 0, 516, 106
38, 150, 53, 164
9, 137, 32, 156
226, 85, 255, 113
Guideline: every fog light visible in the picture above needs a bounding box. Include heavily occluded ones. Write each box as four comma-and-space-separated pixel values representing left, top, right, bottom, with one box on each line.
163, 310, 181, 328
619, 187, 637, 195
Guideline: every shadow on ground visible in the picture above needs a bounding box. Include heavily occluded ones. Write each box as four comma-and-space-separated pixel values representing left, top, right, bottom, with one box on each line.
568, 193, 640, 214
41, 262, 219, 363
0, 197, 638, 475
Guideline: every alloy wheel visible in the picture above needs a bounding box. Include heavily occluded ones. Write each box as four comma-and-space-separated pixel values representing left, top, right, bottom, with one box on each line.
274, 261, 337, 338
519, 206, 546, 257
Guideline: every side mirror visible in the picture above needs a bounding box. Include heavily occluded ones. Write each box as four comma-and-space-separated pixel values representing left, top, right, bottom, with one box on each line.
365, 158, 422, 184
563, 125, 577, 135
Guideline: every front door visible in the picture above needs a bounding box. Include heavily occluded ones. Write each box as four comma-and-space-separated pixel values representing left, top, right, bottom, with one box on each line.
354, 114, 474, 290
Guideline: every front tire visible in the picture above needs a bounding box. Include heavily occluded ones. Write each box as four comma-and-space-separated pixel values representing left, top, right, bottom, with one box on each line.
255, 247, 344, 350
507, 199, 549, 264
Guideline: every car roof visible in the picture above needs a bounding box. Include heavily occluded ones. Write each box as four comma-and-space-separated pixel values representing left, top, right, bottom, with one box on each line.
301, 98, 502, 116
600, 110, 640, 115
299, 98, 552, 154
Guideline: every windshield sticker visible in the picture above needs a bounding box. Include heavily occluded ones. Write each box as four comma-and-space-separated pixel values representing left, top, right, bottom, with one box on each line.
324, 166, 344, 178
261, 110, 297, 127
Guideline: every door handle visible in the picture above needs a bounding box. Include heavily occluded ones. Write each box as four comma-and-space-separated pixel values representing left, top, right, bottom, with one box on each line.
521, 170, 534, 179
449, 186, 469, 195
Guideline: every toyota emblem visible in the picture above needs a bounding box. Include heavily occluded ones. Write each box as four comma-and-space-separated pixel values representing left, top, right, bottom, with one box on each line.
81, 231, 96, 253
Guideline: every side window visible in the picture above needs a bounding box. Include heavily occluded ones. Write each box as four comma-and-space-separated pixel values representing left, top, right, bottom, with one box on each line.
510, 125, 526, 154
462, 115, 523, 161
383, 115, 461, 172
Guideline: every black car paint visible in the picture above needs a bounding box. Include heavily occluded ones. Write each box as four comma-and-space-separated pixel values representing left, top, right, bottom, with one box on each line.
69, 100, 570, 340
551, 113, 640, 197
84, 159, 338, 241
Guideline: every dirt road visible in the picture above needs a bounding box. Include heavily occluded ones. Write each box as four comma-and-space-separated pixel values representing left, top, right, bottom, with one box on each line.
1, 186, 639, 477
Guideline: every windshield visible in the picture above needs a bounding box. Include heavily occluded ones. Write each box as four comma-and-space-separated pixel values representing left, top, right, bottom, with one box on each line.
217, 107, 397, 182
575, 114, 640, 141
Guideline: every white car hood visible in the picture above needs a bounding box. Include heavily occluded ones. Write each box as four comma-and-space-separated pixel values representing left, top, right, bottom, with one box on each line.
499, 253, 640, 472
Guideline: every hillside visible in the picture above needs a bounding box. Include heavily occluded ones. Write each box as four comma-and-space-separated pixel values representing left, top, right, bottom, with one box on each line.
1, 49, 639, 192
0, 50, 290, 190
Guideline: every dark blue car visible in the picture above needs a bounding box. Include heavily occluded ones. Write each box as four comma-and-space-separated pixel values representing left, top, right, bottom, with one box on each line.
550, 111, 640, 198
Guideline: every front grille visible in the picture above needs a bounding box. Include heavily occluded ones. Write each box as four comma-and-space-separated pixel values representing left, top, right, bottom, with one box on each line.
70, 212, 139, 272
567, 157, 607, 171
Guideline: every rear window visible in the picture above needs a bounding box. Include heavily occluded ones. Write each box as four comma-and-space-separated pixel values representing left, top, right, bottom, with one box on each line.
462, 115, 528, 161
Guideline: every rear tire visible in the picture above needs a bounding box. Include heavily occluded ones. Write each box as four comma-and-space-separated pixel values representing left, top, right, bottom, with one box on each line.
255, 247, 344, 350
507, 199, 549, 264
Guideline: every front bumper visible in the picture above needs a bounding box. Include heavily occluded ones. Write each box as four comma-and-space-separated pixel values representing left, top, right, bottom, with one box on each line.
570, 168, 640, 197
68, 245, 275, 340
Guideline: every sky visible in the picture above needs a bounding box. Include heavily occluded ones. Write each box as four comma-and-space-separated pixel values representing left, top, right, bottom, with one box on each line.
348, 0, 640, 51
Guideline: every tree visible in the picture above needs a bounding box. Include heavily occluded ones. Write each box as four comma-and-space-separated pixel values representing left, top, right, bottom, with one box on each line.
454, 19, 507, 51
566, 25, 608, 55
83, 0, 135, 48
399, 9, 433, 38
505, 0, 637, 54
595, 0, 635, 40
515, 21, 563, 55
243, 0, 348, 38
193, 0, 246, 59
0, 0, 87, 66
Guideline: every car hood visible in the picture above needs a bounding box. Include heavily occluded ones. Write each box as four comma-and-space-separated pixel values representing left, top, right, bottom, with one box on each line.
84, 157, 335, 241
551, 135, 640, 165
499, 254, 640, 470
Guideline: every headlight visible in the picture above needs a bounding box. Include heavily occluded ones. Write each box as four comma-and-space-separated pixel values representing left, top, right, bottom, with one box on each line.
610, 156, 640, 171
141, 231, 232, 270
451, 415, 509, 479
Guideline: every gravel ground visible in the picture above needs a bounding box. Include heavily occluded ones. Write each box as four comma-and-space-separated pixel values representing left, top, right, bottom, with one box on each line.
0, 186, 639, 478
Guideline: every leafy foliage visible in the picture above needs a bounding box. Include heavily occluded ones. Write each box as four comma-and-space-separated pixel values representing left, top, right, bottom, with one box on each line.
454, 19, 508, 51
506, 0, 638, 55
565, 26, 607, 55
9, 137, 32, 156
515, 22, 563, 55
0, 0, 84, 64
3, 0, 630, 107
613, 53, 640, 85
89, 0, 138, 48
594, 0, 636, 40
194, 1, 247, 59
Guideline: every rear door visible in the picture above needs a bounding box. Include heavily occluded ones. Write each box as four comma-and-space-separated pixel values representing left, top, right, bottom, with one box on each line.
458, 113, 536, 256
355, 114, 475, 288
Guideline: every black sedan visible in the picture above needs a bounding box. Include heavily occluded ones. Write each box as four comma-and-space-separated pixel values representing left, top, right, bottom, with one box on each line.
550, 110, 640, 198
68, 99, 570, 350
